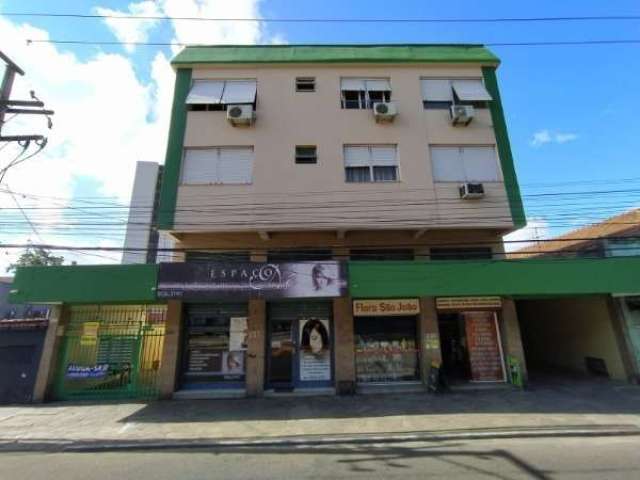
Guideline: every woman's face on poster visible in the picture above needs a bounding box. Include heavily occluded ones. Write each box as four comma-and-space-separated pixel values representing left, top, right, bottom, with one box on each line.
309, 326, 324, 353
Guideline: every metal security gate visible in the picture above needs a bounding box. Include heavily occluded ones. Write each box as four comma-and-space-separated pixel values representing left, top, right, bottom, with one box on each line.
54, 305, 166, 400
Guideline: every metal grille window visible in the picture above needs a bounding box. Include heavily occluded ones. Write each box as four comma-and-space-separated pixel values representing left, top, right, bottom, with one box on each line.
341, 78, 391, 109
421, 78, 492, 109
181, 147, 254, 185
295, 77, 316, 92
295, 145, 318, 164
186, 79, 257, 111
344, 145, 398, 183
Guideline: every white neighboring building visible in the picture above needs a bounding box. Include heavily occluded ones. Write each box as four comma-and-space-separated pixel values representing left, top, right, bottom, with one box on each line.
122, 161, 172, 264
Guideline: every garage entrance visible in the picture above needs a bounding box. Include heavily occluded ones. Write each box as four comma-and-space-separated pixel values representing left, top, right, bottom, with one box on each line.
517, 296, 632, 383
0, 319, 48, 404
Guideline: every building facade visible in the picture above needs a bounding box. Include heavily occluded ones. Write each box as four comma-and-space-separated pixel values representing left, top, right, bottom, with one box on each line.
149, 44, 526, 397
11, 45, 638, 403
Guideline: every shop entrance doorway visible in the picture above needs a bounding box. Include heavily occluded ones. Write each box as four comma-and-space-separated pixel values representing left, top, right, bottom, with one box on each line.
266, 302, 334, 392
438, 311, 506, 384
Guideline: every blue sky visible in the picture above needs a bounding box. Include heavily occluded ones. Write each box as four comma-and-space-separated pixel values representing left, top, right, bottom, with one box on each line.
0, 0, 639, 267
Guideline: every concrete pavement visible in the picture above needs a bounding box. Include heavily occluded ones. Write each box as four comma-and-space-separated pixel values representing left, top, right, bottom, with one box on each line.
0, 378, 639, 452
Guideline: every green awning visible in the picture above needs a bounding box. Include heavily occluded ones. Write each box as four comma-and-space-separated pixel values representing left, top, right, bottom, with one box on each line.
9, 264, 159, 304
349, 257, 640, 298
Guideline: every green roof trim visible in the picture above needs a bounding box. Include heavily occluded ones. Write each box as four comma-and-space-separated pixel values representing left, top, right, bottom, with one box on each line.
9, 264, 159, 304
171, 44, 500, 66
483, 66, 526, 229
157, 68, 192, 230
349, 257, 640, 298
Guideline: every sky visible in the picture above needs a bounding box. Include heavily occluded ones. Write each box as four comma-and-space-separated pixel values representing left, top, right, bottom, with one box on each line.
0, 0, 639, 270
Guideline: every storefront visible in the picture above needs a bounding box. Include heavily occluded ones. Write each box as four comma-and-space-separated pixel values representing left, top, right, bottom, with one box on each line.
266, 301, 334, 392
352, 299, 421, 385
436, 297, 507, 384
157, 259, 348, 396
179, 303, 248, 391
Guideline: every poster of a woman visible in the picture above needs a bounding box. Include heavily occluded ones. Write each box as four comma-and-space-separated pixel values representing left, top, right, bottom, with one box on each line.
299, 318, 331, 381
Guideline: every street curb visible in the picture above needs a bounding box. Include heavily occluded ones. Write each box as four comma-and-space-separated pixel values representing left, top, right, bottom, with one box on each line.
34, 426, 640, 452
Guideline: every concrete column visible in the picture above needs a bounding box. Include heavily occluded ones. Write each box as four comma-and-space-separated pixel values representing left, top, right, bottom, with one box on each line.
246, 299, 266, 397
418, 297, 441, 384
607, 296, 640, 383
333, 296, 355, 393
500, 298, 528, 382
158, 300, 183, 399
32, 305, 66, 402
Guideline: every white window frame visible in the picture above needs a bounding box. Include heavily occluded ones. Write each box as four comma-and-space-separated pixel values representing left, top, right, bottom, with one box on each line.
340, 78, 392, 109
344, 144, 399, 183
180, 146, 254, 185
429, 145, 502, 183
420, 77, 492, 105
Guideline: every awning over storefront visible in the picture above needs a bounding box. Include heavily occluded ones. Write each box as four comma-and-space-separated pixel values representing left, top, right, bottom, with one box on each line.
349, 257, 640, 299
9, 257, 640, 305
9, 264, 159, 304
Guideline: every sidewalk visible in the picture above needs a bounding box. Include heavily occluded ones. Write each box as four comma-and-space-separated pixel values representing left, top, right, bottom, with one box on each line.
1, 378, 639, 451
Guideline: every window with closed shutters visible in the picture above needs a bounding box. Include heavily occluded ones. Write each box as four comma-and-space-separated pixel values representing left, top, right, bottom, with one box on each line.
430, 146, 500, 182
181, 147, 254, 185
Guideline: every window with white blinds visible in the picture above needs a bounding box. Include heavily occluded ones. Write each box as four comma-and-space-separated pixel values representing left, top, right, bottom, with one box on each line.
181, 147, 254, 185
186, 79, 257, 109
344, 145, 398, 183
340, 78, 391, 109
420, 78, 492, 108
430, 146, 500, 182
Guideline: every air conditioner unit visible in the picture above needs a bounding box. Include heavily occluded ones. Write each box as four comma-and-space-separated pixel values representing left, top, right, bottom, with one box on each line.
459, 182, 485, 199
227, 104, 255, 126
372, 101, 397, 123
450, 105, 474, 126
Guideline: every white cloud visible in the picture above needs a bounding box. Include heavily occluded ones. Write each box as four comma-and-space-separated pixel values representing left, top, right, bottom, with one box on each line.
555, 133, 578, 144
502, 217, 550, 253
95, 1, 162, 53
0, 1, 276, 271
530, 129, 579, 147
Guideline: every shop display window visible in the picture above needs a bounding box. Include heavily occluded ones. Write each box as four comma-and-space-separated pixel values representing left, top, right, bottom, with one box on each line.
354, 316, 419, 383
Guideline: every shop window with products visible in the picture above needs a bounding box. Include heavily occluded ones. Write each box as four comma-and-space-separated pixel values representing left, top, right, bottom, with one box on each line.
180, 304, 248, 390
354, 316, 419, 383
438, 310, 506, 383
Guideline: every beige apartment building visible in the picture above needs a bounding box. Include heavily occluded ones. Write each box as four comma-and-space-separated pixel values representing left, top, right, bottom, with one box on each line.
150, 44, 527, 398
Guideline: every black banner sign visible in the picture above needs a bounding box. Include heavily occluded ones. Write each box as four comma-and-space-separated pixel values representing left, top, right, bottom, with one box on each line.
157, 261, 348, 300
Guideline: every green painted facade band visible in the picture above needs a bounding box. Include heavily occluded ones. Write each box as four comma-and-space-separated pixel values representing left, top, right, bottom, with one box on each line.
349, 257, 640, 299
172, 44, 499, 66
10, 257, 640, 304
157, 68, 192, 230
9, 264, 159, 304
482, 66, 526, 228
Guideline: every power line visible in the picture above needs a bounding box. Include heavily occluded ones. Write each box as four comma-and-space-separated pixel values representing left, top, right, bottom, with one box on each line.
24, 39, 640, 48
4, 12, 640, 24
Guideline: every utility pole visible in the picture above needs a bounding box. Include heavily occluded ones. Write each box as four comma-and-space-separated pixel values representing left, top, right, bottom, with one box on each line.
0, 50, 54, 181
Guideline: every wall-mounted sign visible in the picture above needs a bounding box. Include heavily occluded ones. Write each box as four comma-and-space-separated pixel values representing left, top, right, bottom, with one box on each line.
465, 312, 506, 382
353, 299, 420, 317
158, 261, 348, 300
436, 296, 502, 310
65, 364, 109, 379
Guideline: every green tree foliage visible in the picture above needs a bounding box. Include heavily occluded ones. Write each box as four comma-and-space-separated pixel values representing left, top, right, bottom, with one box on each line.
7, 246, 64, 272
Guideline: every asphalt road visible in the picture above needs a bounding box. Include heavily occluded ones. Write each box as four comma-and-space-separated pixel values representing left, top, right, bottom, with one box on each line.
1, 435, 639, 479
